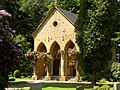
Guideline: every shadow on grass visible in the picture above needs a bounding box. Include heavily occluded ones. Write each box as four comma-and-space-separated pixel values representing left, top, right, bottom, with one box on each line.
8, 81, 30, 88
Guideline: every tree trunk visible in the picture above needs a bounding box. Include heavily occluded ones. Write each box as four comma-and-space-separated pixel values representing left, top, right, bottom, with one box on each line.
91, 71, 96, 87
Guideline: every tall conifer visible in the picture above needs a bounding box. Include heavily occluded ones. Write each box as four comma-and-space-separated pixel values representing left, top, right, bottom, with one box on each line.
75, 0, 117, 86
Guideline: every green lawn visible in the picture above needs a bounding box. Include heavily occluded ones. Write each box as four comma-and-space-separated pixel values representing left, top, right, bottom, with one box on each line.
42, 83, 92, 90
9, 78, 116, 90
17, 83, 93, 90
42, 87, 92, 90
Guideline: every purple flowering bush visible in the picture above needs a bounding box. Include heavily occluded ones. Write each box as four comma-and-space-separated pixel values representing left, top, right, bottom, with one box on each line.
0, 10, 12, 17
0, 10, 21, 88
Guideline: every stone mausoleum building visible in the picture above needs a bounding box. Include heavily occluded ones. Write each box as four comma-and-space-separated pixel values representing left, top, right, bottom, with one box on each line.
32, 6, 82, 81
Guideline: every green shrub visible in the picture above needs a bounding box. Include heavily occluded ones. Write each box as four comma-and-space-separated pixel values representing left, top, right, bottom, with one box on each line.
93, 85, 111, 90
28, 76, 31, 78
100, 85, 111, 90
93, 86, 100, 90
14, 70, 21, 78
21, 76, 24, 78
99, 78, 109, 83
9, 77, 15, 81
111, 62, 120, 81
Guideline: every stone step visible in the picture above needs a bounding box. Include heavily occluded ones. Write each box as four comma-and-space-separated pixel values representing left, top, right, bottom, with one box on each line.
39, 76, 76, 81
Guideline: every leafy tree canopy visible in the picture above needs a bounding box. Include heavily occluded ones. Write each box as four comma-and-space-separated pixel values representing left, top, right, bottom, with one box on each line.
19, 0, 49, 31
0, 0, 33, 36
48, 0, 80, 14
75, 0, 117, 86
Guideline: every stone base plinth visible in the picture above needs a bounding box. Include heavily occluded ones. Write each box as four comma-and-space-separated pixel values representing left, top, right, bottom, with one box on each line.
60, 76, 66, 81
45, 76, 51, 81
32, 75, 37, 80
30, 82, 42, 90
75, 76, 80, 82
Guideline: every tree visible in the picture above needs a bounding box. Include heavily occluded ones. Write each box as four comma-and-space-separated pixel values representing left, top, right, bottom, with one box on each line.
13, 34, 33, 76
19, 0, 49, 31
75, 0, 117, 86
48, 0, 80, 14
0, 0, 37, 76
0, 10, 21, 89
0, 0, 33, 36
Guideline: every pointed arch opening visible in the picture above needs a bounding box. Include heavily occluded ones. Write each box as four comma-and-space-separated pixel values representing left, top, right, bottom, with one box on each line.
36, 42, 47, 77
50, 41, 61, 76
65, 40, 76, 76
37, 42, 47, 52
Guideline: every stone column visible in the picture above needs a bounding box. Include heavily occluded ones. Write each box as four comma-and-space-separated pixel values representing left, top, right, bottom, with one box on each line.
45, 63, 51, 81
65, 52, 68, 81
51, 61, 53, 80
32, 62, 37, 80
75, 60, 80, 82
60, 51, 66, 81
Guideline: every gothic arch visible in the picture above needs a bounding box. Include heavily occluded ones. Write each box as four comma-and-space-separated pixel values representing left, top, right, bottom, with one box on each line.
37, 42, 47, 52
64, 40, 75, 51
36, 42, 46, 77
64, 40, 76, 76
50, 41, 61, 56
50, 41, 61, 76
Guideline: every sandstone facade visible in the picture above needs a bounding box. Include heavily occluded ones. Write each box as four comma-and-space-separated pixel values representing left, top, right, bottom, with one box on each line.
32, 6, 82, 81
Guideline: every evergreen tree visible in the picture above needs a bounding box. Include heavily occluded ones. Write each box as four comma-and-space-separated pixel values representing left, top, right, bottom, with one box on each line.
75, 0, 117, 86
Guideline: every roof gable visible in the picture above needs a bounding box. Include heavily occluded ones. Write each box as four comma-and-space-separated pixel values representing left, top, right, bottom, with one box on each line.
56, 6, 77, 24
32, 6, 77, 38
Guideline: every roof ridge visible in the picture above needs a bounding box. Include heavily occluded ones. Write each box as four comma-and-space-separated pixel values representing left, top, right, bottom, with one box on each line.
55, 6, 78, 25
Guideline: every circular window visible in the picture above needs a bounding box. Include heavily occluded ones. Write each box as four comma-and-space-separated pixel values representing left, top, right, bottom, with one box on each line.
53, 21, 58, 27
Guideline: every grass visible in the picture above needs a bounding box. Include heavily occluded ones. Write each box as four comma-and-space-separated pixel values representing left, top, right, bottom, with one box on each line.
8, 78, 116, 90
21, 83, 92, 90
42, 83, 92, 90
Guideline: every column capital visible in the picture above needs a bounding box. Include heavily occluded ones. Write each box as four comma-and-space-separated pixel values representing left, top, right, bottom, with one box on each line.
58, 50, 65, 55
61, 50, 65, 54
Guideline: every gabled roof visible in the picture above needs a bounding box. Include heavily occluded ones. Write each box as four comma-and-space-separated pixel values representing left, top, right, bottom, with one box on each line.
56, 6, 77, 25
32, 6, 78, 38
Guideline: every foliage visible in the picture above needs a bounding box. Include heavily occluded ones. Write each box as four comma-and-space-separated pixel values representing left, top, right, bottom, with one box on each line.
13, 34, 33, 77
19, 0, 49, 31
0, 0, 34, 36
26, 51, 53, 73
14, 34, 30, 55
111, 62, 120, 81
26, 51, 53, 66
14, 70, 21, 78
68, 47, 80, 66
113, 1, 120, 33
93, 85, 111, 90
75, 0, 117, 86
1, 0, 36, 77
0, 10, 11, 17
0, 10, 21, 88
112, 32, 120, 42
26, 51, 43, 61
0, 76, 7, 89
99, 78, 109, 83
0, 19, 21, 76
48, 0, 80, 14
9, 77, 15, 81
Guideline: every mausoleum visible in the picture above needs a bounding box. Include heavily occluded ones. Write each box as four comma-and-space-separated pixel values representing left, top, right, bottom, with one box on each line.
32, 6, 82, 81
